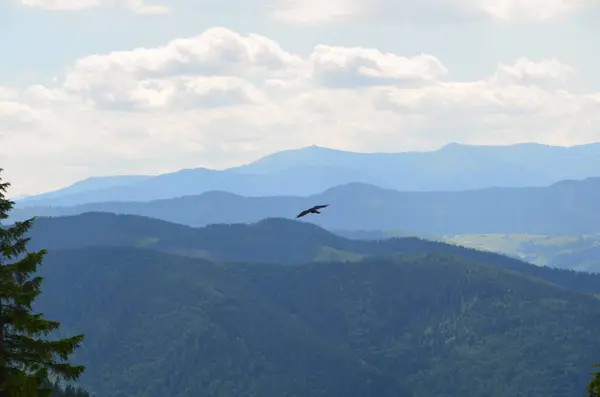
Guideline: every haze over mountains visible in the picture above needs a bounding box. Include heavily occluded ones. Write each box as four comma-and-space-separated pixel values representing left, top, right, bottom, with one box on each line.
11, 177, 600, 235
16, 141, 600, 207
12, 141, 600, 277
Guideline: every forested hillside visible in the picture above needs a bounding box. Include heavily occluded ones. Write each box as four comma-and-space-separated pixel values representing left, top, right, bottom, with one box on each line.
34, 246, 600, 397
24, 212, 600, 294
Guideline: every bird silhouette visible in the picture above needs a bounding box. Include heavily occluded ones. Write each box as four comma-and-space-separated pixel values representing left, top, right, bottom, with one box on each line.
296, 204, 329, 218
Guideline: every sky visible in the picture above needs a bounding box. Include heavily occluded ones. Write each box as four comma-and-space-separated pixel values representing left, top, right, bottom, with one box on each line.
2, 0, 600, 196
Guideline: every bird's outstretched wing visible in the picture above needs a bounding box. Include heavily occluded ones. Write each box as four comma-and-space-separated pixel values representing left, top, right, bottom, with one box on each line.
296, 209, 311, 218
312, 204, 329, 210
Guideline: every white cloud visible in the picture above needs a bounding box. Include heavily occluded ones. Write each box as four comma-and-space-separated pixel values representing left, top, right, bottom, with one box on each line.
17, 0, 169, 13
267, 0, 363, 25
122, 0, 169, 14
63, 27, 303, 86
2, 27, 600, 196
17, 0, 599, 22
266, 0, 600, 25
19, 0, 102, 10
478, 0, 597, 21
491, 57, 575, 87
310, 45, 448, 88
60, 27, 303, 110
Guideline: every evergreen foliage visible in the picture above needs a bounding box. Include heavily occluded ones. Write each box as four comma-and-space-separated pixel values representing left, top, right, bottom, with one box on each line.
0, 168, 85, 396
588, 365, 600, 396
36, 246, 600, 397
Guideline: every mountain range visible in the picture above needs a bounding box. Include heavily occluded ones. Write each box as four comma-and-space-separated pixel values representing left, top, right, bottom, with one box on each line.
11, 141, 600, 396
16, 141, 600, 207
11, 176, 600, 235
25, 212, 600, 397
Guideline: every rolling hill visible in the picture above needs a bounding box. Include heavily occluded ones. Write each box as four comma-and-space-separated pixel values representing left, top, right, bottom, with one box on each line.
32, 246, 600, 397
12, 176, 600, 235
439, 233, 600, 271
17, 141, 600, 207
551, 246, 600, 272
22, 212, 600, 295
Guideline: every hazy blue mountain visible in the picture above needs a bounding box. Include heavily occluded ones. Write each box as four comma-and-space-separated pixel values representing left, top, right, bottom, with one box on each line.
18, 175, 151, 202
11, 177, 600, 235
16, 165, 368, 207
17, 141, 600, 207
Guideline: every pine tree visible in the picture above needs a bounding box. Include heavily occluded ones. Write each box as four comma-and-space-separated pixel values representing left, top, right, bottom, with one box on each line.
49, 381, 92, 397
588, 365, 600, 397
0, 168, 85, 397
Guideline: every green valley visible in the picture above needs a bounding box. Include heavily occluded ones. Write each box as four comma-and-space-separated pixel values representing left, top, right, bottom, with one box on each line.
441, 232, 600, 271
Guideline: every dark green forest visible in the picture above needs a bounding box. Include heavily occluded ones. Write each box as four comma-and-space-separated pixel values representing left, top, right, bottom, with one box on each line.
31, 242, 600, 397
4, 211, 600, 396
23, 212, 600, 294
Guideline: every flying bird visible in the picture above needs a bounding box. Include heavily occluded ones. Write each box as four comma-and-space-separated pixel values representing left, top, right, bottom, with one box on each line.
296, 204, 329, 219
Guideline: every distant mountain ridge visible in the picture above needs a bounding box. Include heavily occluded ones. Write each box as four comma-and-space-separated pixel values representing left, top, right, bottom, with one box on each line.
17, 141, 600, 207
11, 177, 600, 235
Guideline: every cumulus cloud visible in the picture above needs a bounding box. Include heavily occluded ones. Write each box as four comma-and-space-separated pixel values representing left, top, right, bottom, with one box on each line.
491, 57, 575, 87
59, 27, 303, 111
310, 46, 448, 88
2, 27, 600, 196
92, 76, 264, 111
17, 0, 169, 13
63, 27, 302, 84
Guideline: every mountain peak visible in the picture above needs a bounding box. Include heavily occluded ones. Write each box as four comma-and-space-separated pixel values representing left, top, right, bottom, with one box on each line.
439, 142, 466, 150
320, 182, 392, 195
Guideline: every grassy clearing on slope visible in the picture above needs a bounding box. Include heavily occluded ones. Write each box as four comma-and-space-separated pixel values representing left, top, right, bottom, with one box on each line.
315, 246, 365, 263
443, 234, 538, 254
135, 236, 160, 247
441, 233, 600, 267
